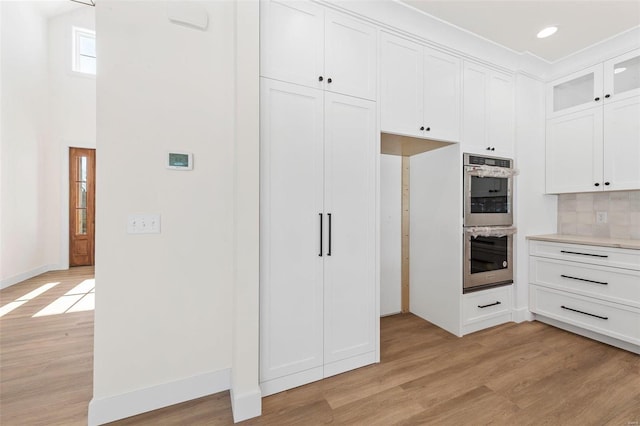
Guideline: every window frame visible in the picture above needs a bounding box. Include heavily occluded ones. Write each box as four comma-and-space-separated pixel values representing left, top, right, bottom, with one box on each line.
72, 26, 96, 76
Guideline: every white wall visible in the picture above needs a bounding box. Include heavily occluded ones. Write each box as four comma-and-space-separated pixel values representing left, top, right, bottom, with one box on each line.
380, 154, 401, 316
513, 74, 557, 319
46, 6, 96, 271
90, 1, 259, 424
409, 144, 462, 335
0, 2, 50, 287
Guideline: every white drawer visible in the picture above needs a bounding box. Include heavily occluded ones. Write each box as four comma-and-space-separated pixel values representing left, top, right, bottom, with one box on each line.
530, 285, 640, 345
529, 240, 640, 271
463, 286, 512, 325
530, 257, 640, 308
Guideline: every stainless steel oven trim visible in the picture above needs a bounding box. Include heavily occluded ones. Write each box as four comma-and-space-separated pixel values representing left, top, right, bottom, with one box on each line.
463, 232, 513, 292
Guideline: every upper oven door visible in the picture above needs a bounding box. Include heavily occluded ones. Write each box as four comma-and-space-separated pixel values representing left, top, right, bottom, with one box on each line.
464, 168, 513, 226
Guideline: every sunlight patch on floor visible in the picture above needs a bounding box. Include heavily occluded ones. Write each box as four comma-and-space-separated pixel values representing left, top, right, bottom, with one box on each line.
32, 279, 95, 317
0, 282, 60, 318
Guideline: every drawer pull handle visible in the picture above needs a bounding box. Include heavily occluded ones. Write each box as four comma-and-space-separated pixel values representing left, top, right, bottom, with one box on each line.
560, 275, 608, 286
561, 305, 608, 320
560, 250, 608, 258
478, 301, 501, 309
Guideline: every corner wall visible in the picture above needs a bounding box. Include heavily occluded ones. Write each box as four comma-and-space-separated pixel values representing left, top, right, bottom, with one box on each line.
90, 1, 259, 424
513, 74, 557, 320
0, 2, 50, 287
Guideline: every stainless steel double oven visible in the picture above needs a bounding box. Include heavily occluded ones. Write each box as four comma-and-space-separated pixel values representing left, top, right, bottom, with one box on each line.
463, 153, 515, 293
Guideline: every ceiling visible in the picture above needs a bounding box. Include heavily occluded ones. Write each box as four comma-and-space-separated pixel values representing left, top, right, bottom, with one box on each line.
402, 1, 640, 62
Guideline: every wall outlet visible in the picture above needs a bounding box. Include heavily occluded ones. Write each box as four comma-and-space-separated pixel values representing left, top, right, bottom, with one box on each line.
127, 214, 161, 234
596, 211, 608, 224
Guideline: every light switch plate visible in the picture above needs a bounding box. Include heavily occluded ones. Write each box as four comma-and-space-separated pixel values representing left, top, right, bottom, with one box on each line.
127, 214, 161, 234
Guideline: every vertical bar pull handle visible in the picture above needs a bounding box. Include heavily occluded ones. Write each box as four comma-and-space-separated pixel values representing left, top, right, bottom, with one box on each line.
327, 213, 332, 256
319, 213, 323, 257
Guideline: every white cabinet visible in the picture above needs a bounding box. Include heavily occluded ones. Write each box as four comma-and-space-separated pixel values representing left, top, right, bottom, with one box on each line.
261, 0, 376, 100
546, 108, 603, 194
380, 32, 461, 142
529, 239, 640, 353
546, 90, 640, 193
260, 78, 377, 395
462, 286, 513, 335
545, 49, 640, 193
603, 96, 640, 191
462, 61, 515, 155
547, 49, 640, 118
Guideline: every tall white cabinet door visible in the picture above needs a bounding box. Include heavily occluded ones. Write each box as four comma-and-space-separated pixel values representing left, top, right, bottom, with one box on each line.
325, 12, 377, 101
488, 71, 514, 153
604, 97, 640, 191
462, 62, 489, 147
546, 108, 604, 194
260, 0, 324, 90
323, 92, 376, 373
423, 47, 461, 142
380, 33, 424, 138
260, 79, 325, 385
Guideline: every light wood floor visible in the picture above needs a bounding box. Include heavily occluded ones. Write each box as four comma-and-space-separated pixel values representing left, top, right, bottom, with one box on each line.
1, 268, 639, 425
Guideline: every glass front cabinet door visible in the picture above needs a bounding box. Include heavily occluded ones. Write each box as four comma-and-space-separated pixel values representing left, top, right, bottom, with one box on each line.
547, 48, 640, 118
604, 49, 640, 103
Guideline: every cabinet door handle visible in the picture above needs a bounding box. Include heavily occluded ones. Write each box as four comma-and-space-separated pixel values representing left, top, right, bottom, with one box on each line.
604, 94, 611, 99
319, 213, 323, 257
318, 76, 324, 82
604, 182, 610, 186
327, 213, 332, 256
420, 126, 425, 131
561, 305, 608, 320
426, 127, 431, 131
478, 301, 501, 308
594, 182, 600, 187
561, 274, 608, 286
327, 78, 332, 83
560, 250, 608, 258
594, 97, 600, 101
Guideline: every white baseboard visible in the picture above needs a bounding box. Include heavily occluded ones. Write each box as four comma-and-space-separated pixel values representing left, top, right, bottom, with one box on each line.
230, 386, 261, 423
512, 307, 534, 323
0, 264, 58, 290
88, 368, 231, 426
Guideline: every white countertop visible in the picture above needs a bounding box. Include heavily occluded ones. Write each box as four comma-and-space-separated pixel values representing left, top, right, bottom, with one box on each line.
527, 234, 640, 250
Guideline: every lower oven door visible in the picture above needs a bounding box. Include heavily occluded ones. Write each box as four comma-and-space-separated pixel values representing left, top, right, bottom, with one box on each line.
464, 232, 513, 293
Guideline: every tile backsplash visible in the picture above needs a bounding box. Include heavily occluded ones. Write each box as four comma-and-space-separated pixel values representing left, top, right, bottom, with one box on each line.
558, 190, 640, 240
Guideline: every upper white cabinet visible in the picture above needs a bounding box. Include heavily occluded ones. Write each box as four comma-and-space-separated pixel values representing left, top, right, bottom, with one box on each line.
547, 48, 640, 118
462, 61, 515, 155
546, 49, 640, 193
380, 32, 461, 142
261, 0, 377, 100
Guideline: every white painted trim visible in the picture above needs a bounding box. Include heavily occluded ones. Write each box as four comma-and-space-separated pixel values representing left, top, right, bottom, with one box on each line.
230, 386, 261, 423
260, 367, 324, 397
461, 315, 513, 336
88, 368, 231, 426
324, 351, 377, 379
512, 307, 534, 323
0, 264, 57, 290
534, 315, 640, 355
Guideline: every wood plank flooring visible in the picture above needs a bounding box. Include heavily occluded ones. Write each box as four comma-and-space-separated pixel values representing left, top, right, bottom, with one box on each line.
1, 268, 639, 425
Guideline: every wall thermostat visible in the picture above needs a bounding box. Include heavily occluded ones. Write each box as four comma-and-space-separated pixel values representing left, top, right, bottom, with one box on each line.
167, 152, 193, 170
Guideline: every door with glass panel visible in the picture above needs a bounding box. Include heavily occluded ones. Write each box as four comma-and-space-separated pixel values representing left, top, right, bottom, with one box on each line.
69, 148, 95, 266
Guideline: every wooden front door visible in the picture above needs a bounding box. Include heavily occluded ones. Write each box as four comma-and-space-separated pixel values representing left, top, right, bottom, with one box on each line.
69, 148, 96, 266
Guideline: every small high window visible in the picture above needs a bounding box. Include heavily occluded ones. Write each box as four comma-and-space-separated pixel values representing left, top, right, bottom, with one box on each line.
72, 27, 96, 75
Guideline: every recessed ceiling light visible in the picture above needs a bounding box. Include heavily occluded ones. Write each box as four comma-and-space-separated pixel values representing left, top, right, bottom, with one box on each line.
614, 67, 627, 74
537, 26, 558, 39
